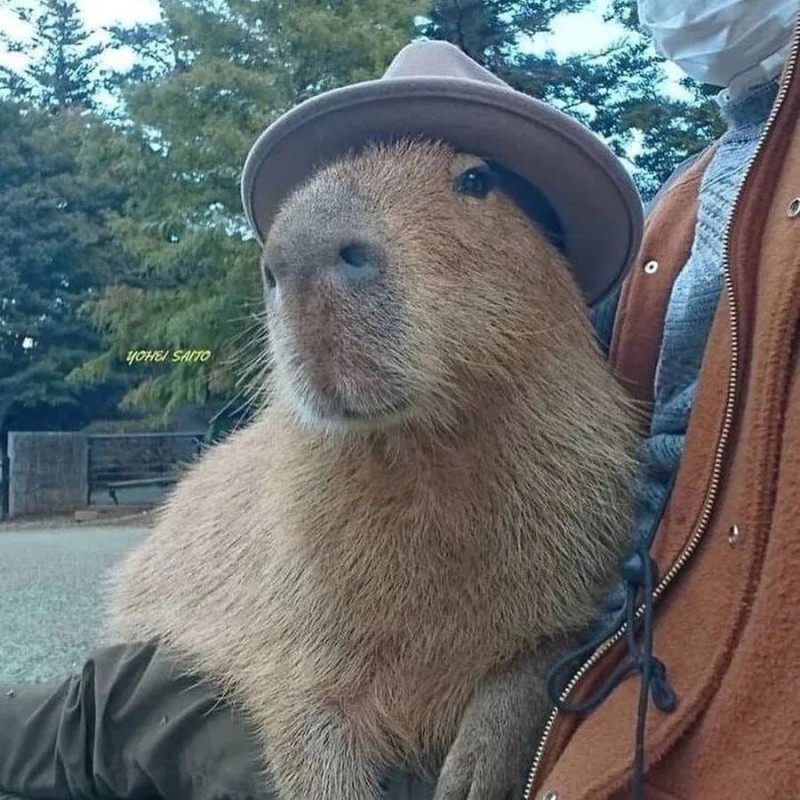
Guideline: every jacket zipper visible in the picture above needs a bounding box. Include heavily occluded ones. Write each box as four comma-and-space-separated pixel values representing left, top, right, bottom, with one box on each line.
523, 25, 800, 800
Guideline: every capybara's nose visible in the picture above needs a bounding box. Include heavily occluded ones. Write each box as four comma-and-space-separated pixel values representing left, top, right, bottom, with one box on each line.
336, 240, 379, 282
265, 236, 382, 290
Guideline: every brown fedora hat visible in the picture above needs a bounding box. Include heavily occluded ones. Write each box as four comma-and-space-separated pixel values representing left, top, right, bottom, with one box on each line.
241, 40, 643, 306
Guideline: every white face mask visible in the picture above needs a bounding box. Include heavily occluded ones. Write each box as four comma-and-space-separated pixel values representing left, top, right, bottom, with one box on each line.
637, 0, 798, 92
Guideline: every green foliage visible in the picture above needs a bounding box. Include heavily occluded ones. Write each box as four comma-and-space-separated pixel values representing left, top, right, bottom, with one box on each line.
230, 0, 432, 100
0, 0, 140, 430
2, 0, 727, 427
422, 0, 589, 70
0, 0, 106, 111
74, 0, 428, 422
0, 101, 135, 427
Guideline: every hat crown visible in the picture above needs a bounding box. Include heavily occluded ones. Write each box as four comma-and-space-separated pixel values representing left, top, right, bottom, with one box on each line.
382, 40, 509, 88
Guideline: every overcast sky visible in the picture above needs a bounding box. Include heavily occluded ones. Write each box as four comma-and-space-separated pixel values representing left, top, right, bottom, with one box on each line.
1, 0, 638, 65
0, 0, 686, 102
78, 0, 626, 46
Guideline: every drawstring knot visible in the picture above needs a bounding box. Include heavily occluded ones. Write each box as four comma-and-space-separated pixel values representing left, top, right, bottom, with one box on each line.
648, 658, 677, 713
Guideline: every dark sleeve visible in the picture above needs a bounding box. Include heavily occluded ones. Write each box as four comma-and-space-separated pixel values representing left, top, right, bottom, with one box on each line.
0, 641, 273, 800
590, 284, 622, 356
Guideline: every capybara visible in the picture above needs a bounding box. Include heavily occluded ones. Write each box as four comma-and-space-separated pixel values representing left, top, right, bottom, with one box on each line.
105, 139, 638, 800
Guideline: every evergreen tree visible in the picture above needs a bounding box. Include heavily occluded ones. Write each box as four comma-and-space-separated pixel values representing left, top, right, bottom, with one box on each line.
76, 0, 428, 423
0, 0, 137, 430
0, 100, 135, 430
422, 0, 588, 72
0, 0, 105, 111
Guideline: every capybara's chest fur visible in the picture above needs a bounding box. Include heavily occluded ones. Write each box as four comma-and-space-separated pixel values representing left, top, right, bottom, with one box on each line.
106, 396, 631, 762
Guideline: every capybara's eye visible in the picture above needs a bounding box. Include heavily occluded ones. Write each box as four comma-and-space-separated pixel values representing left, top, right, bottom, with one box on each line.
262, 260, 277, 290
453, 166, 494, 199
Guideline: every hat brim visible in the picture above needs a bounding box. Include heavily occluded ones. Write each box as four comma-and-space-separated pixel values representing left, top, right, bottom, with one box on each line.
241, 76, 643, 307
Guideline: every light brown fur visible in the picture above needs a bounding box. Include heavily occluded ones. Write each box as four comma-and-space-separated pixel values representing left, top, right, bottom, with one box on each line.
104, 140, 639, 799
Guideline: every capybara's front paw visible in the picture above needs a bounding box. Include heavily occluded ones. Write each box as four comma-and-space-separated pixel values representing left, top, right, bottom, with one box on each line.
432, 727, 528, 800
432, 650, 551, 800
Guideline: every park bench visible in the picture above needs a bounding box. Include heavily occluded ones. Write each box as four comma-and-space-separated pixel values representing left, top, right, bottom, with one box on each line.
105, 475, 180, 505
87, 432, 205, 507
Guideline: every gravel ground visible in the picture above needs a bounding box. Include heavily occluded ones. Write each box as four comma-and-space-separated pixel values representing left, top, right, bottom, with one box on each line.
0, 524, 146, 800
0, 525, 146, 684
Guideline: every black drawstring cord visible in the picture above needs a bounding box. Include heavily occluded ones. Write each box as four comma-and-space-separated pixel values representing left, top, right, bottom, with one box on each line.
546, 549, 677, 799
546, 468, 680, 799
545, 602, 630, 716
625, 549, 677, 799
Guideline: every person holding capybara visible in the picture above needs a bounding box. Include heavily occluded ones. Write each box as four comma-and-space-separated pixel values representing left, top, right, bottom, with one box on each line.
2, 0, 800, 798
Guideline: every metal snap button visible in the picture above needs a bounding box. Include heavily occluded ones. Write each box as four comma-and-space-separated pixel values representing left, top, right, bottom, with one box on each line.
643, 259, 659, 274
541, 792, 560, 800
727, 524, 741, 546
788, 197, 800, 218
